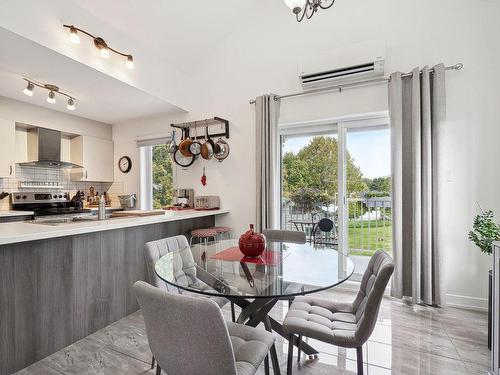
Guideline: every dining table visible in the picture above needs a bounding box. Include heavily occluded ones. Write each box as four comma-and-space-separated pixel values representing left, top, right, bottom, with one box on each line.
154, 238, 354, 374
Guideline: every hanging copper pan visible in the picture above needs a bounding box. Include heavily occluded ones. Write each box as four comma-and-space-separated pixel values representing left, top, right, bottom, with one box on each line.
179, 128, 193, 157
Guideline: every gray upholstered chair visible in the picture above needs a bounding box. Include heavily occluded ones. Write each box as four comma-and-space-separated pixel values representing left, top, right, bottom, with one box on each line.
134, 281, 276, 375
262, 229, 306, 244
144, 235, 235, 369
282, 250, 394, 375
144, 235, 230, 307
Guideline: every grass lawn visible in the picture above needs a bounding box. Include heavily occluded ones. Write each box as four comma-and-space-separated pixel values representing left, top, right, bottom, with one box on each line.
348, 220, 392, 255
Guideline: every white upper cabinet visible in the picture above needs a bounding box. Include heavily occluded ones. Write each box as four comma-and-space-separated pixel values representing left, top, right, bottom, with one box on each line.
0, 119, 16, 178
70, 135, 114, 182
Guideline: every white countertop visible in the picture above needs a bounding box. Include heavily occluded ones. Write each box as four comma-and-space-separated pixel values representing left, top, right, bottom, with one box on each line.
0, 209, 229, 245
0, 210, 34, 217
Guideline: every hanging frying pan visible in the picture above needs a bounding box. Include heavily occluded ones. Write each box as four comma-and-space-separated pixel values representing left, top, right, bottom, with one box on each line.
188, 122, 202, 156
200, 126, 214, 160
167, 130, 178, 154
179, 128, 193, 157
173, 129, 195, 167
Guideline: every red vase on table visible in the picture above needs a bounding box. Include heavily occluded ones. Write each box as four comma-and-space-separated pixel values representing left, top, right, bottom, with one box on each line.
238, 224, 266, 258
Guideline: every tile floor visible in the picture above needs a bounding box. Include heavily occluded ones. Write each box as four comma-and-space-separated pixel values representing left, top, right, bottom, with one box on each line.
15, 290, 490, 375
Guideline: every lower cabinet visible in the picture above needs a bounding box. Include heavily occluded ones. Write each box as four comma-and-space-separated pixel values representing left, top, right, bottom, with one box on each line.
0, 215, 214, 375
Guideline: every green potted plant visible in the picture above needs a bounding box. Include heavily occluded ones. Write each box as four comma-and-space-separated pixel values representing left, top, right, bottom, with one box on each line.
468, 206, 500, 349
469, 208, 500, 255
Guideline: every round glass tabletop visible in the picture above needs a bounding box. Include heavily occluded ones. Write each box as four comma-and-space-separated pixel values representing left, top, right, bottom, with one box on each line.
154, 238, 354, 299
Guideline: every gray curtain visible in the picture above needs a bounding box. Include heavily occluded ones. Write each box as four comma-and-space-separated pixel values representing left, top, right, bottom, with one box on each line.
255, 94, 281, 232
389, 64, 446, 306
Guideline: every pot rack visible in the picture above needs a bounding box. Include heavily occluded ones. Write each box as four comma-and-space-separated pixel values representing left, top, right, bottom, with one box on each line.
171, 117, 229, 140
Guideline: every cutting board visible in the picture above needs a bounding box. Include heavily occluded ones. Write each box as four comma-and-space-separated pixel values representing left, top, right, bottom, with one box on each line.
111, 210, 165, 218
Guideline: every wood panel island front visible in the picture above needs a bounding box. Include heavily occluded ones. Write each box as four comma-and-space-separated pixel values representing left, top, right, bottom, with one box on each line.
0, 209, 229, 375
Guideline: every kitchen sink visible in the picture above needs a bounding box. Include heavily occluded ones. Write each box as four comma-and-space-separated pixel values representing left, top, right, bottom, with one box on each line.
28, 215, 113, 225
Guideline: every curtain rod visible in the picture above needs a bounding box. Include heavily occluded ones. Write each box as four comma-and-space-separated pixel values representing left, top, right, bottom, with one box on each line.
248, 63, 463, 104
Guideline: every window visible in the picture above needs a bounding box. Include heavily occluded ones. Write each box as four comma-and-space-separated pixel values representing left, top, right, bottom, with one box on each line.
279, 113, 391, 280
152, 145, 174, 209
139, 142, 174, 210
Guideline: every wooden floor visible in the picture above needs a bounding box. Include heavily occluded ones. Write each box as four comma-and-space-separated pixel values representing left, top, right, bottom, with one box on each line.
15, 289, 490, 375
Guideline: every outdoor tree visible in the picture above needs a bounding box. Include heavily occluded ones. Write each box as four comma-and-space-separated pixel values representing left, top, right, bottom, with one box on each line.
152, 145, 174, 209
283, 136, 367, 206
365, 176, 391, 194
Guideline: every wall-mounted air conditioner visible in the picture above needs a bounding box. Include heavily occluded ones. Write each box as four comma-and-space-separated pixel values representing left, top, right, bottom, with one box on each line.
297, 40, 386, 91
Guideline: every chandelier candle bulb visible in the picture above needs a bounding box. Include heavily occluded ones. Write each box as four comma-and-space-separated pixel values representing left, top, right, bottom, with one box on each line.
284, 0, 306, 13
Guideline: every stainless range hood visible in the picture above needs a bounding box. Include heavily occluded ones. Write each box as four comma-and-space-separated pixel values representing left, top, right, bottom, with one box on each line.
18, 127, 83, 169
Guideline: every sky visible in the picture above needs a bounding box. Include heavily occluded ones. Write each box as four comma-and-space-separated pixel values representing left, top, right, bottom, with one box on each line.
282, 129, 390, 179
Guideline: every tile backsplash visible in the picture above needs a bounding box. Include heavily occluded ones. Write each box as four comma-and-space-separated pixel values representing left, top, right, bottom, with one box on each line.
0, 166, 124, 210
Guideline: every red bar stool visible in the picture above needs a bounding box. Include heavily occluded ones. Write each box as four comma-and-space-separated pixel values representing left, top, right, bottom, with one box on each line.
211, 226, 232, 241
190, 228, 218, 247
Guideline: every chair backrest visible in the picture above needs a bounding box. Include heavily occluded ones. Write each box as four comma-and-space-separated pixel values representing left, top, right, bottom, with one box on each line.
317, 218, 334, 232
262, 229, 306, 244
353, 250, 394, 345
144, 235, 197, 293
133, 281, 238, 375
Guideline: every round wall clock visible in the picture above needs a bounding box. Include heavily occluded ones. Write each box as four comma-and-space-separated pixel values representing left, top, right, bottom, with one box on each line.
118, 156, 132, 173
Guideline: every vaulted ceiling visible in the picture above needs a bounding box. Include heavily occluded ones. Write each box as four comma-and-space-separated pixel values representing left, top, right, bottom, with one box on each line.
0, 0, 264, 123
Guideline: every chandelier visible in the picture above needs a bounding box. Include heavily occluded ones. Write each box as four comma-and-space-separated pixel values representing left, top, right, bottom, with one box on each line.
283, 0, 336, 22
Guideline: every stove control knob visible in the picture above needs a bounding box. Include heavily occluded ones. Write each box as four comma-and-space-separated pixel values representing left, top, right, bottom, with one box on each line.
15, 195, 21, 200
53, 195, 58, 199
22, 195, 27, 200
58, 195, 63, 198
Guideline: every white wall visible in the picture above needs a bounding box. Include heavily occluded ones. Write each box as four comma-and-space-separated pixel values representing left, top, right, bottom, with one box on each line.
0, 95, 112, 139
113, 0, 500, 309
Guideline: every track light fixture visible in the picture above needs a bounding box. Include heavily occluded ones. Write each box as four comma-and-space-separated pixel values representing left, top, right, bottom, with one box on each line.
283, 0, 336, 22
63, 24, 134, 69
22, 78, 76, 111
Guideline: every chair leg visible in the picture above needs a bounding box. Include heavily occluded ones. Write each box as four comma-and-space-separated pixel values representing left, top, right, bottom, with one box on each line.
287, 334, 294, 375
150, 356, 155, 369
230, 302, 236, 322
156, 364, 161, 375
297, 334, 302, 363
356, 346, 364, 375
264, 355, 270, 375
269, 343, 280, 375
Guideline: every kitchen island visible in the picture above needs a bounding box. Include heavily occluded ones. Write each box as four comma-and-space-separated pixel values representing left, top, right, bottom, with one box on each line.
0, 209, 229, 375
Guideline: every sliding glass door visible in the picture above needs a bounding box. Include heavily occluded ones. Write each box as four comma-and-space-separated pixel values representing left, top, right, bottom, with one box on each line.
281, 130, 339, 237
279, 114, 391, 280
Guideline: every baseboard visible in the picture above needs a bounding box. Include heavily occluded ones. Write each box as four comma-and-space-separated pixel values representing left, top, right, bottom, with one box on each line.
446, 293, 488, 312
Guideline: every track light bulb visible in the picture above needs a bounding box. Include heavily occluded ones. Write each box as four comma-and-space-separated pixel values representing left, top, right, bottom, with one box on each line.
23, 82, 34, 96
100, 46, 110, 58
47, 91, 56, 104
69, 26, 80, 44
67, 98, 75, 110
126, 55, 134, 69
